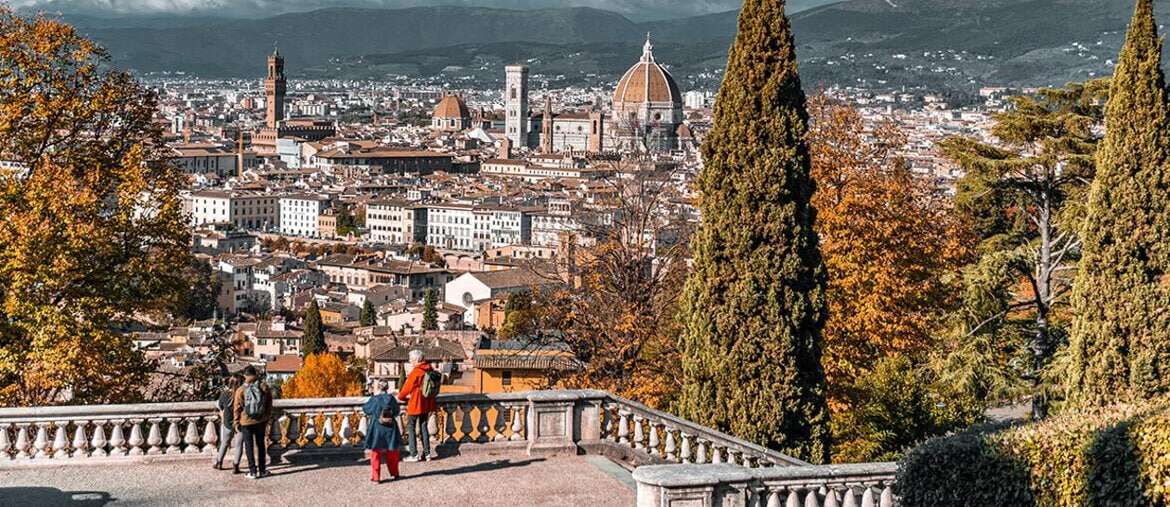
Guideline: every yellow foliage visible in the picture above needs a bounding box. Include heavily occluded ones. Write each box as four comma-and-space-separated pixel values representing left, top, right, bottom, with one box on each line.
281, 354, 363, 399
0, 8, 190, 406
808, 94, 972, 411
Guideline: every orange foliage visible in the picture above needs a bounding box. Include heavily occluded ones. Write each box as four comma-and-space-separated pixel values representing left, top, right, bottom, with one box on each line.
281, 353, 363, 399
808, 94, 972, 410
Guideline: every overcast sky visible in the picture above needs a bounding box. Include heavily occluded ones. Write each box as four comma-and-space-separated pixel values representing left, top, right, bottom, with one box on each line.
12, 0, 838, 20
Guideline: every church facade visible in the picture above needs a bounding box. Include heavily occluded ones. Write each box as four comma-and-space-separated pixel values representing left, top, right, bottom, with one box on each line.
503, 36, 683, 154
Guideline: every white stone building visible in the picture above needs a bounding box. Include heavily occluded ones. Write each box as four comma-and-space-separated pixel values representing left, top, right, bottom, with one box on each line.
187, 190, 279, 231
279, 194, 331, 237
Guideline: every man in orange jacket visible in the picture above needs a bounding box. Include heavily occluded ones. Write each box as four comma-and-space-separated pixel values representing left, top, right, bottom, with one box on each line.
397, 349, 437, 461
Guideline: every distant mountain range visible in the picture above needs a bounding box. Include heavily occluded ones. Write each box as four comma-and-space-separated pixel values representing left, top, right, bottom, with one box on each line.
36, 0, 1163, 89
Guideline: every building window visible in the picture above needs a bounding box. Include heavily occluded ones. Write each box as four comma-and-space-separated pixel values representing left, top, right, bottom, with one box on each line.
502, 370, 512, 387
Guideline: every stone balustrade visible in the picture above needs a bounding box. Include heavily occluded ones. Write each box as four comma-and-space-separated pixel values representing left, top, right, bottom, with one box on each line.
633, 462, 899, 507
0, 390, 816, 476
599, 394, 808, 468
0, 393, 531, 465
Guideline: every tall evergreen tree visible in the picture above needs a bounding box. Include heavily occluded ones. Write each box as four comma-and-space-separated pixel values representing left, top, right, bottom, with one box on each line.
421, 288, 439, 331
1068, 0, 1170, 406
360, 299, 376, 327
302, 301, 327, 356
676, 0, 830, 462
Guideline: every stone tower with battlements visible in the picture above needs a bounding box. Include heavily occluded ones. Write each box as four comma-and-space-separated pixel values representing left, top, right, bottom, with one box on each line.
265, 48, 286, 129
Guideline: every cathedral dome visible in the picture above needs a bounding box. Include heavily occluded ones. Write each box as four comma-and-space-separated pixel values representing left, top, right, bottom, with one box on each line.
433, 94, 470, 119
612, 36, 682, 107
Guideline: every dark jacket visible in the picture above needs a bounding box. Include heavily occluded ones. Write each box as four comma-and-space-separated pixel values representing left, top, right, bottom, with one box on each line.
233, 380, 273, 428
362, 393, 403, 451
397, 361, 438, 416
217, 389, 235, 427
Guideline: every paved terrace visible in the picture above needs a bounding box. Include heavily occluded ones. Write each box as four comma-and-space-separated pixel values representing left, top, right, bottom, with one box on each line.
0, 451, 634, 506
0, 390, 899, 506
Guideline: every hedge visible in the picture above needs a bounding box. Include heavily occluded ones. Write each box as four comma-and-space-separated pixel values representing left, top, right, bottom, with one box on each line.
896, 399, 1170, 506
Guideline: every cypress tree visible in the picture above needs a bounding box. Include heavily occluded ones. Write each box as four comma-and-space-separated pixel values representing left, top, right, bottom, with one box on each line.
421, 288, 439, 331
302, 300, 326, 356
1068, 0, 1170, 406
676, 0, 830, 462
360, 299, 376, 327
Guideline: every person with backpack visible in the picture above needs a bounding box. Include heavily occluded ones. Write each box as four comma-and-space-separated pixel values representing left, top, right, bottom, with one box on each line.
362, 380, 402, 483
233, 365, 273, 479
214, 374, 245, 473
396, 349, 441, 462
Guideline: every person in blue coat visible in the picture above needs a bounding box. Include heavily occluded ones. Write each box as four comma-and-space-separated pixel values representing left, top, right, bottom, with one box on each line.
362, 380, 403, 483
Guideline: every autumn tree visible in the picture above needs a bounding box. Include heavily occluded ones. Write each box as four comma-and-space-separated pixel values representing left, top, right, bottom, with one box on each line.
282, 353, 363, 398
0, 9, 191, 406
302, 301, 327, 356
809, 94, 970, 402
421, 288, 439, 331
806, 95, 976, 459
497, 291, 536, 340
1069, 0, 1170, 406
676, 0, 830, 462
530, 162, 691, 409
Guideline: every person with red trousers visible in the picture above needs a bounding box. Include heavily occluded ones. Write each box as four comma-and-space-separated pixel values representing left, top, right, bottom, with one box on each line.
362, 380, 402, 482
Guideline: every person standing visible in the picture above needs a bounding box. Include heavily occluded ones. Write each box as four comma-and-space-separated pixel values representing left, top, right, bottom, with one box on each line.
362, 380, 403, 483
397, 349, 439, 462
233, 365, 273, 479
213, 374, 245, 473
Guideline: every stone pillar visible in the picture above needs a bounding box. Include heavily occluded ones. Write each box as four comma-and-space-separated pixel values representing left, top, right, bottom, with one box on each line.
525, 391, 582, 456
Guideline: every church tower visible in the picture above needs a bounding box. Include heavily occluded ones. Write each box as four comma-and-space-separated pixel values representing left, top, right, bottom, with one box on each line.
541, 96, 554, 153
504, 65, 529, 149
265, 48, 286, 129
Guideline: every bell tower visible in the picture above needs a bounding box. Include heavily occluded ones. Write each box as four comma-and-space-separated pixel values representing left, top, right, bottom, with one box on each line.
505, 65, 529, 149
265, 47, 286, 129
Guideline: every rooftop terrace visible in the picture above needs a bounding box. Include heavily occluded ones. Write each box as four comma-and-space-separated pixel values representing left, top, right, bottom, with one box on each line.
0, 390, 898, 506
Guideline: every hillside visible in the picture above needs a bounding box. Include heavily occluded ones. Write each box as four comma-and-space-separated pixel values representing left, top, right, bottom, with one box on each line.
52, 1, 1163, 88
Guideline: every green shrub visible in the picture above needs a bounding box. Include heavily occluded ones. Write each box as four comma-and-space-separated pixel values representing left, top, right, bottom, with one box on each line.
896, 399, 1170, 506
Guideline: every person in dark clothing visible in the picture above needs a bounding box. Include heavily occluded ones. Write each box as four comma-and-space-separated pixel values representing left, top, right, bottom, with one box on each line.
362, 380, 403, 483
233, 365, 273, 479
213, 374, 244, 472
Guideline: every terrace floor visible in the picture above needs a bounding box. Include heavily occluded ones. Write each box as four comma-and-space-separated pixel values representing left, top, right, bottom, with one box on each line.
0, 450, 636, 506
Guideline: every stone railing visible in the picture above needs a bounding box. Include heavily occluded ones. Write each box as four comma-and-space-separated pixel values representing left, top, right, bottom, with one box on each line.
598, 394, 808, 468
0, 390, 808, 472
633, 462, 899, 507
0, 393, 532, 465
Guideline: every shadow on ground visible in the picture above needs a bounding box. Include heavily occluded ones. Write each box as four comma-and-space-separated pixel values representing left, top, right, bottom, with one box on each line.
0, 487, 114, 506
264, 452, 544, 481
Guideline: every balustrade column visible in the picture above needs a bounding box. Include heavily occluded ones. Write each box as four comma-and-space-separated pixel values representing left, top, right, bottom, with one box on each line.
509, 408, 523, 441
647, 422, 659, 457
71, 422, 89, 458
51, 421, 69, 459
632, 416, 645, 450
164, 419, 182, 454
201, 418, 218, 454
14, 424, 30, 459
183, 419, 202, 454
90, 421, 109, 458
0, 423, 13, 461
663, 428, 676, 462
33, 422, 49, 458
617, 412, 629, 446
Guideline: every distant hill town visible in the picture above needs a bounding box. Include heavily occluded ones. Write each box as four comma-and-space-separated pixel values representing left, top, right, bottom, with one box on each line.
35, 0, 1159, 90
